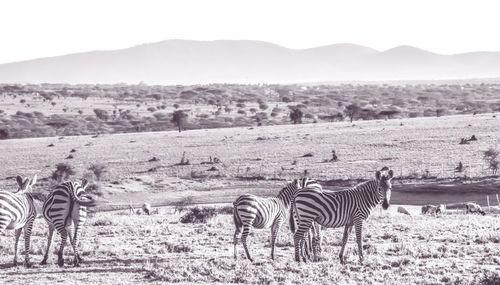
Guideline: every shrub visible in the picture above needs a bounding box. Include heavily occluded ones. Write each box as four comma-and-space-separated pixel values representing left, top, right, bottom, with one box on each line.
180, 207, 217, 223
0, 128, 9, 140
259, 102, 269, 110
88, 163, 108, 181
51, 163, 75, 182
147, 107, 157, 112
163, 242, 193, 253
483, 148, 499, 175
289, 108, 303, 124
94, 109, 110, 121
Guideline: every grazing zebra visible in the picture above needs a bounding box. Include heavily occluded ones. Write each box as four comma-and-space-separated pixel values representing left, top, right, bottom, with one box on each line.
0, 175, 38, 267
233, 177, 321, 262
142, 202, 151, 215
293, 168, 394, 263
465, 202, 485, 215
40, 180, 96, 267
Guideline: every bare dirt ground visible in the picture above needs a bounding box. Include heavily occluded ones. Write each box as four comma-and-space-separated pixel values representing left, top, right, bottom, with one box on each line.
0, 205, 498, 284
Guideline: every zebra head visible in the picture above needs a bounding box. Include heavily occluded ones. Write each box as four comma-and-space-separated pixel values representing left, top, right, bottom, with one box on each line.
375, 168, 393, 210
15, 174, 37, 194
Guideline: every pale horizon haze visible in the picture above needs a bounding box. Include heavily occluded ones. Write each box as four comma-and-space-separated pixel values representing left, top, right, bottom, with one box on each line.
1, 0, 500, 65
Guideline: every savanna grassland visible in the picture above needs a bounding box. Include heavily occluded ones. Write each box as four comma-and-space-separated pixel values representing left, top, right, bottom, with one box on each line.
1, 89, 500, 284
0, 205, 498, 284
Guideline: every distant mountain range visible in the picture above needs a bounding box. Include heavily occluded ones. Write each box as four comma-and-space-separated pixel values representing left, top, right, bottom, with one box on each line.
1, 40, 500, 85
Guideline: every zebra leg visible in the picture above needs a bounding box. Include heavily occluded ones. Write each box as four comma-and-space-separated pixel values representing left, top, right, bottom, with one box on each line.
311, 223, 322, 262
40, 225, 55, 265
71, 222, 83, 266
13, 228, 22, 266
294, 220, 313, 262
354, 220, 364, 264
339, 224, 353, 264
270, 218, 283, 260
233, 222, 242, 260
23, 217, 35, 268
57, 228, 69, 267
241, 224, 254, 262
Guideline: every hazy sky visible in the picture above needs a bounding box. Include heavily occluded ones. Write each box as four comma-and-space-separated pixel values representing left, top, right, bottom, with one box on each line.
1, 0, 499, 64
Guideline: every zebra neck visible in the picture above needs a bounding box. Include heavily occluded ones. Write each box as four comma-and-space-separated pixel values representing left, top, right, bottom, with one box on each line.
276, 187, 295, 208
367, 180, 382, 208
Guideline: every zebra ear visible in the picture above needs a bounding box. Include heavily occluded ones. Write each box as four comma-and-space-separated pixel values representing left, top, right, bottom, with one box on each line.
388, 170, 394, 179
375, 171, 381, 180
30, 174, 38, 186
16, 176, 24, 187
81, 179, 89, 190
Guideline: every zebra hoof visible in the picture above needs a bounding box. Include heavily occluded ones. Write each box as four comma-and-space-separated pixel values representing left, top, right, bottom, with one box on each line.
13, 260, 18, 267
40, 259, 47, 265
24, 262, 33, 268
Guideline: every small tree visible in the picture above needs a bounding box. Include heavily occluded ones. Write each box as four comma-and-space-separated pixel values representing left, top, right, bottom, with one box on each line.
436, 108, 446, 117
94, 109, 110, 121
289, 108, 303, 124
0, 128, 9, 140
172, 110, 188, 132
483, 148, 499, 175
259, 102, 269, 110
51, 163, 75, 182
344, 104, 360, 123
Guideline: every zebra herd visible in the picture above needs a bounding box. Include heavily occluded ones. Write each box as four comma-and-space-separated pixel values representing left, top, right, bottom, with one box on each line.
0, 176, 95, 267
233, 167, 394, 263
1, 166, 393, 267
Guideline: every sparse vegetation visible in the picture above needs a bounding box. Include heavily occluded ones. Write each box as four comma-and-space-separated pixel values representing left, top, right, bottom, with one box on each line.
180, 206, 217, 223
0, 83, 499, 139
51, 163, 75, 182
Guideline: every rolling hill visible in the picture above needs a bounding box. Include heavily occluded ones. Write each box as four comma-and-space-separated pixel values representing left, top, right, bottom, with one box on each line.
0, 40, 500, 84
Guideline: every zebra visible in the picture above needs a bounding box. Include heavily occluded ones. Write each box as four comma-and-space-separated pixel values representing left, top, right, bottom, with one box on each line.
465, 202, 485, 215
142, 202, 151, 215
0, 175, 38, 267
40, 179, 96, 267
233, 177, 321, 262
289, 190, 324, 261
293, 168, 394, 263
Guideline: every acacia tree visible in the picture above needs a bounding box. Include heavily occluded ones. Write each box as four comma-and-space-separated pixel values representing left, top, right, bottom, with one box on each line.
172, 110, 188, 132
289, 108, 303, 124
344, 103, 360, 123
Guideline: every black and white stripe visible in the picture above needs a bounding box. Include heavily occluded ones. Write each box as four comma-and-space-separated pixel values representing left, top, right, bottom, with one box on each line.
233, 177, 321, 262
293, 169, 394, 263
40, 179, 96, 267
0, 175, 38, 267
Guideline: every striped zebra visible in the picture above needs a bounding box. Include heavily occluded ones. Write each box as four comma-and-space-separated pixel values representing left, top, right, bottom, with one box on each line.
40, 179, 96, 267
233, 177, 321, 262
0, 175, 38, 267
293, 168, 394, 263
289, 189, 324, 261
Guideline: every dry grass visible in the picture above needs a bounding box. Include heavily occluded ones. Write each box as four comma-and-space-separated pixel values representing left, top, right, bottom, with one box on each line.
0, 206, 498, 284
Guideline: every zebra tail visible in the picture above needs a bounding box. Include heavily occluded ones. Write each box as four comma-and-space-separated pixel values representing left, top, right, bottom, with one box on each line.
289, 199, 297, 234
232, 201, 242, 228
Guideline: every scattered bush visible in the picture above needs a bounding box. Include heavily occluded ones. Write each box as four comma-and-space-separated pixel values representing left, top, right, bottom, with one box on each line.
51, 163, 75, 182
88, 163, 108, 181
180, 207, 217, 223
